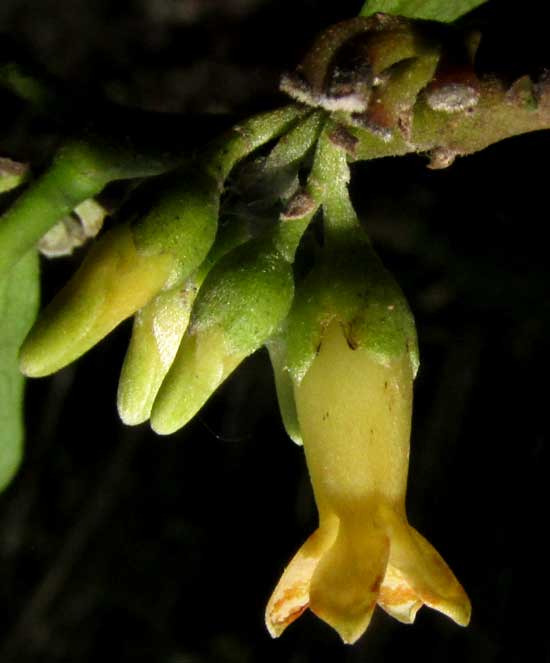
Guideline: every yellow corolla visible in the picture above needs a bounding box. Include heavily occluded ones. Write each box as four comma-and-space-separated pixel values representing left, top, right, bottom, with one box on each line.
266, 321, 470, 644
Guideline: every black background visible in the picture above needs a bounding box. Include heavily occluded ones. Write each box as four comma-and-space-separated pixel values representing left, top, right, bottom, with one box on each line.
1, 1, 550, 661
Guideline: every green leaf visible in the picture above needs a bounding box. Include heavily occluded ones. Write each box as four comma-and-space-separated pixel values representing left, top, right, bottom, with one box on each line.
0, 250, 40, 492
359, 0, 488, 23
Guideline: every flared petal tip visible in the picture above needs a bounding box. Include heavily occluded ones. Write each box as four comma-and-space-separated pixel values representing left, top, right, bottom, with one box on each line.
265, 620, 282, 639
440, 593, 472, 627
265, 525, 341, 640
310, 603, 376, 645
265, 601, 309, 639
378, 562, 423, 624
265, 574, 311, 639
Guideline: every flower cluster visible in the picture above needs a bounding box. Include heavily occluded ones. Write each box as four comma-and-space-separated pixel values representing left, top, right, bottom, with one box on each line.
15, 16, 471, 644
19, 106, 313, 429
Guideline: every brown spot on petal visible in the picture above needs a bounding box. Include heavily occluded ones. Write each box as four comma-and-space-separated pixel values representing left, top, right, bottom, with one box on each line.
370, 575, 383, 594
272, 587, 306, 615
272, 596, 309, 624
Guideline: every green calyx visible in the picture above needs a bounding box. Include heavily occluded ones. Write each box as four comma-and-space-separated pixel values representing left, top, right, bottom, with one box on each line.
281, 123, 418, 385
284, 228, 419, 385
148, 114, 332, 436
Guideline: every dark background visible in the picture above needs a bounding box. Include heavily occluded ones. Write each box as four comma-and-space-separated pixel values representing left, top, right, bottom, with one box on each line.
1, 1, 550, 661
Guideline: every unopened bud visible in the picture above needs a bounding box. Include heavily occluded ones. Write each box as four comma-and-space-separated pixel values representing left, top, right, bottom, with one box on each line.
151, 238, 295, 434
19, 224, 176, 377
117, 284, 197, 426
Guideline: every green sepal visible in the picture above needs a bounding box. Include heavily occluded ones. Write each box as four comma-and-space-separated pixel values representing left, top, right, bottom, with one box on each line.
20, 162, 225, 379
204, 105, 308, 184
263, 111, 324, 173
285, 228, 419, 384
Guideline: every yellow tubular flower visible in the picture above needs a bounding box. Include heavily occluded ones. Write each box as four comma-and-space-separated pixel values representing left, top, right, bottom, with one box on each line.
266, 320, 470, 644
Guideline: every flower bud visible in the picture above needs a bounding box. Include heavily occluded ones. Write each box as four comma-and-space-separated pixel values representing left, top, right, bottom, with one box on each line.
19, 224, 176, 377
150, 238, 294, 435
116, 284, 196, 425
117, 214, 252, 426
